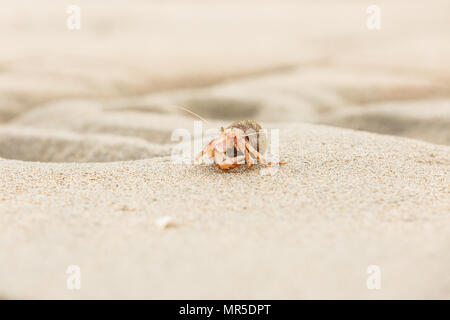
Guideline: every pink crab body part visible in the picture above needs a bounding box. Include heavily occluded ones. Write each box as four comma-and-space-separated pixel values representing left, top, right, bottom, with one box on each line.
196, 120, 286, 171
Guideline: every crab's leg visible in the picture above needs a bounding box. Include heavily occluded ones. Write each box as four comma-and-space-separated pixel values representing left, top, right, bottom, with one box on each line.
214, 148, 225, 164
215, 155, 245, 170
235, 135, 253, 168
217, 163, 240, 170
246, 148, 255, 168
244, 138, 287, 167
196, 135, 226, 162
243, 140, 270, 166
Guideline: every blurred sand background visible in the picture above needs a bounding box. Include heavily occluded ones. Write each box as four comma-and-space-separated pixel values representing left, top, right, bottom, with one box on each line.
0, 0, 449, 299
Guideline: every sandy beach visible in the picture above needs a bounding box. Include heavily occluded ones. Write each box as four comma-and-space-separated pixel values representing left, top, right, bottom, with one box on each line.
0, 0, 449, 299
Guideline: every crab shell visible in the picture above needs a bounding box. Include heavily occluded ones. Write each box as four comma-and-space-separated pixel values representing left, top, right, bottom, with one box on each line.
226, 120, 268, 155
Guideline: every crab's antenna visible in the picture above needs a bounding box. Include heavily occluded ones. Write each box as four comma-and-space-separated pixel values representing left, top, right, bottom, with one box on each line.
242, 131, 267, 138
174, 105, 210, 124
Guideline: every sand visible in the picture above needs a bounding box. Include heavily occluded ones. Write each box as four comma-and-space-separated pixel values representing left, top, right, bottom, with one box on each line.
0, 0, 450, 299
0, 124, 449, 299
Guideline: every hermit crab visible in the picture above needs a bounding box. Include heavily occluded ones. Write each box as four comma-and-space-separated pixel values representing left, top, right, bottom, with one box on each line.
196, 120, 286, 171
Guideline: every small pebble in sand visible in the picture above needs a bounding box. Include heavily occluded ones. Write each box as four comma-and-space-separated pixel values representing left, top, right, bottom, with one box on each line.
154, 216, 174, 229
